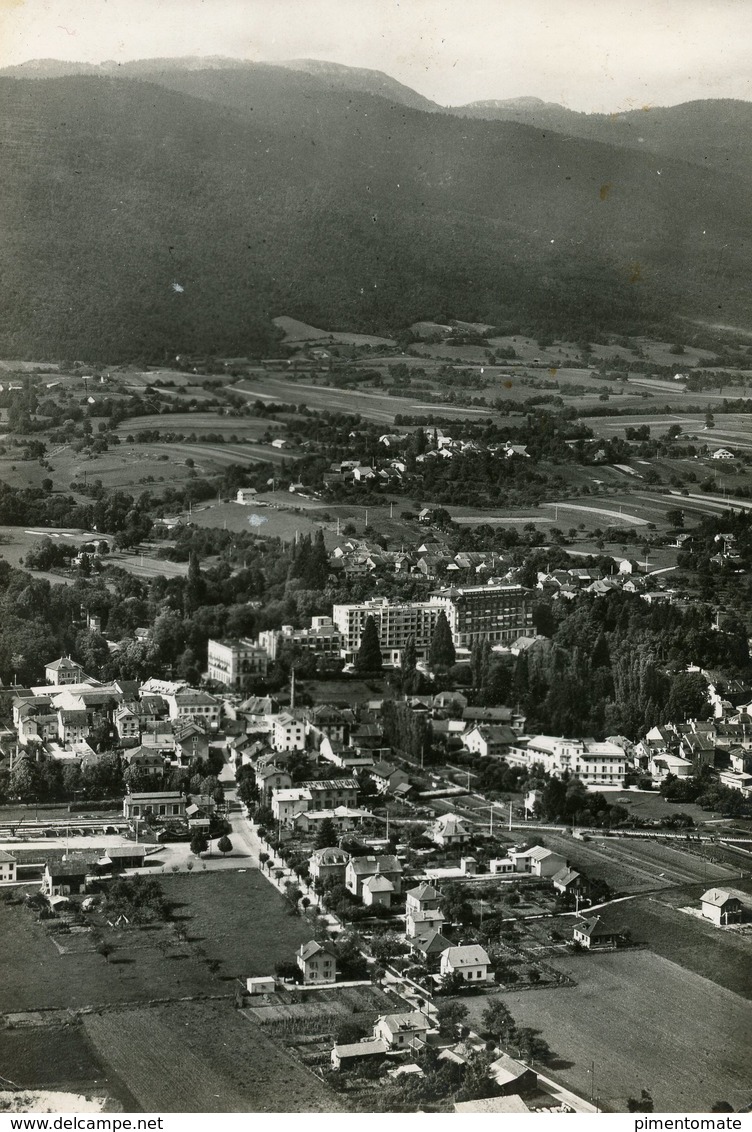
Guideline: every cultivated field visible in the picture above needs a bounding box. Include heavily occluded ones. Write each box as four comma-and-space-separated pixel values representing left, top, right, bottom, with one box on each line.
531, 831, 737, 895
83, 1001, 345, 1112
116, 413, 279, 438
232, 376, 493, 423
0, 1025, 138, 1111
461, 950, 752, 1112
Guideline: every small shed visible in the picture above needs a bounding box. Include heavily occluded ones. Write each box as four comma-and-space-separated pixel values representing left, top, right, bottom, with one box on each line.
490, 1052, 538, 1096
331, 1039, 387, 1071
246, 976, 276, 995
701, 888, 744, 926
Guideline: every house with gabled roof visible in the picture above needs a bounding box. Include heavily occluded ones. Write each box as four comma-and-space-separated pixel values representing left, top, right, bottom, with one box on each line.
573, 915, 620, 949
43, 856, 91, 896
464, 723, 516, 758
45, 657, 85, 686
440, 944, 491, 983
431, 813, 471, 847
297, 939, 338, 984
346, 854, 403, 897
308, 846, 350, 886
373, 1012, 432, 1050
362, 872, 395, 908
0, 850, 17, 883
255, 765, 292, 803
410, 928, 452, 959
552, 866, 589, 898
371, 761, 409, 794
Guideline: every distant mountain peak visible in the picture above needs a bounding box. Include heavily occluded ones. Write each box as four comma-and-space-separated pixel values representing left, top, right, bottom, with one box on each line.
275, 58, 440, 111
457, 95, 571, 113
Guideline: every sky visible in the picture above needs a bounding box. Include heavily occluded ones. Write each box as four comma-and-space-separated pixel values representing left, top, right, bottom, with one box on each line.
1, 0, 752, 112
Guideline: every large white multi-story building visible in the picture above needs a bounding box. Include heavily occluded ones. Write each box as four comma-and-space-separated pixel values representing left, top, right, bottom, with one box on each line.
256, 617, 343, 661
507, 735, 627, 787
332, 584, 533, 664
206, 638, 269, 690
332, 597, 442, 665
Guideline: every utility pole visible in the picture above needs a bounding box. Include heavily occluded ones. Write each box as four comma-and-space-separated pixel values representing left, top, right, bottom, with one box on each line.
509, 801, 513, 833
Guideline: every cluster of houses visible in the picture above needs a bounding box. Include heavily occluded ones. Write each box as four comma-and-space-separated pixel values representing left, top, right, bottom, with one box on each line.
634, 676, 752, 795
8, 664, 220, 773
320, 432, 529, 492
328, 537, 513, 584
536, 563, 676, 605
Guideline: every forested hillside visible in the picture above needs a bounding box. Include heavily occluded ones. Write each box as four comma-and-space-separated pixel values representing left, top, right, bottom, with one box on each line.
1, 64, 751, 359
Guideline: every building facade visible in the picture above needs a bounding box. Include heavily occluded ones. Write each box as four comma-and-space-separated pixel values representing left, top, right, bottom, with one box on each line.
332, 584, 533, 664
508, 735, 627, 786
207, 638, 269, 690
430, 584, 533, 648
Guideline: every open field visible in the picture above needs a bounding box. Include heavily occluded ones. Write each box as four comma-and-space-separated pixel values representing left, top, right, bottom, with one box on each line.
84, 1000, 345, 1112
187, 499, 330, 543
461, 950, 752, 1112
0, 526, 101, 569
606, 790, 733, 825
274, 315, 394, 347
581, 411, 752, 448
160, 870, 312, 978
108, 552, 189, 579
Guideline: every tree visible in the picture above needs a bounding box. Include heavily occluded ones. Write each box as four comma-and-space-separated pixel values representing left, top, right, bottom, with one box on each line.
436, 999, 469, 1035
455, 1051, 497, 1102
627, 1090, 654, 1113
666, 508, 684, 529
236, 764, 259, 808
216, 835, 232, 857
10, 760, 38, 802
429, 610, 456, 670
370, 930, 408, 963
334, 1017, 371, 1045
439, 882, 473, 925
482, 999, 516, 1043
190, 832, 208, 856
355, 615, 383, 673
315, 817, 339, 849
96, 941, 114, 964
